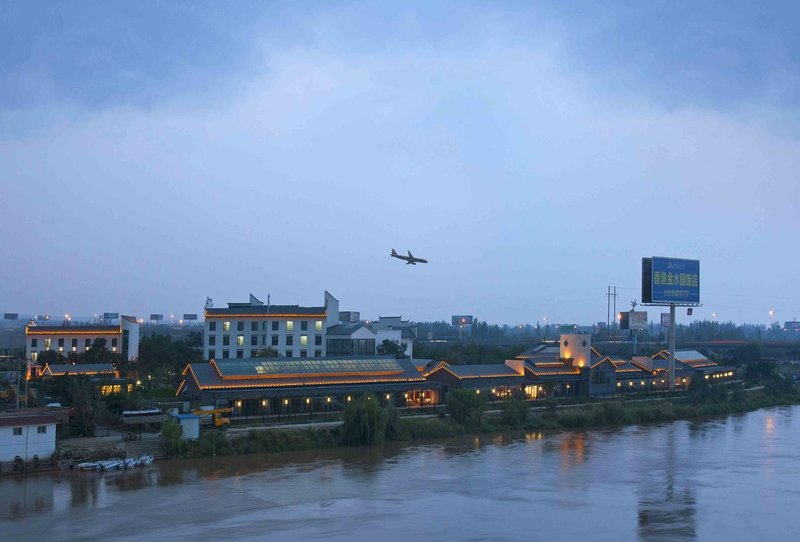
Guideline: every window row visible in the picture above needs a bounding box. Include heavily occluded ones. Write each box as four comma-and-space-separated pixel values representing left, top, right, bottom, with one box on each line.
31, 337, 118, 349
208, 320, 323, 333
209, 349, 323, 359
208, 334, 322, 347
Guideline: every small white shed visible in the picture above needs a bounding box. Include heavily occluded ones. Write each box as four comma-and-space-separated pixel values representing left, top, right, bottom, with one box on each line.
172, 413, 200, 440
0, 413, 57, 461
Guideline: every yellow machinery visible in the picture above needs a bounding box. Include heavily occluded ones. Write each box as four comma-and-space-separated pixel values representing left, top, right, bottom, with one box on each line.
191, 407, 233, 430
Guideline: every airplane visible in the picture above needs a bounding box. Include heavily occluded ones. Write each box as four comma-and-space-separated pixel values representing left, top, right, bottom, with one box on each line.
391, 249, 428, 265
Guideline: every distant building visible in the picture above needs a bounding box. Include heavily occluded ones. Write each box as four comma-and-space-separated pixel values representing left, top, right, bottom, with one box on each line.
25, 316, 140, 362
325, 316, 417, 359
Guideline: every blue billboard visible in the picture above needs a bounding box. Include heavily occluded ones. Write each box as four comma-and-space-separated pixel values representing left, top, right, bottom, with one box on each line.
642, 257, 700, 304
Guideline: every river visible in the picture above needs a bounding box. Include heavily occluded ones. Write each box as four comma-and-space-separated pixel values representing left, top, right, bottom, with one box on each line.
2, 406, 799, 541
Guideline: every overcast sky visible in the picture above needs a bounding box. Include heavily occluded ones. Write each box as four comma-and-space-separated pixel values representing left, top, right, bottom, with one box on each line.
1, 1, 799, 326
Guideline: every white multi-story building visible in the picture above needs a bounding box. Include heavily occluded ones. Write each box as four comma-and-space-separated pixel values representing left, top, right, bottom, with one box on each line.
323, 316, 417, 358
203, 292, 340, 360
0, 412, 57, 461
25, 316, 140, 362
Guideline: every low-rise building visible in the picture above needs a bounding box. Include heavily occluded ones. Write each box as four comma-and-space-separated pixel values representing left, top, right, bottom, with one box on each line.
0, 412, 57, 461
25, 316, 140, 362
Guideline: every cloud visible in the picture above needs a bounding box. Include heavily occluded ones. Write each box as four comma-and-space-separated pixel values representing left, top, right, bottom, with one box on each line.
1, 10, 798, 324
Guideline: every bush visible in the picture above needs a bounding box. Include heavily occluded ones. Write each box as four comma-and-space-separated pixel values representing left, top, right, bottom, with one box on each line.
446, 389, 486, 426
384, 403, 400, 440
500, 397, 529, 427
601, 401, 626, 425
161, 420, 188, 458
341, 394, 386, 446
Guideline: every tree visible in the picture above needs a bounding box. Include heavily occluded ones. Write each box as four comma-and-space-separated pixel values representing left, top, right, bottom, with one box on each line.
377, 340, 408, 359
446, 389, 486, 426
341, 394, 386, 446
253, 347, 279, 358
36, 350, 63, 366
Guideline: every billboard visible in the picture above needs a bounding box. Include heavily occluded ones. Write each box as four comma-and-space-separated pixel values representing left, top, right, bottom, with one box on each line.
103, 312, 119, 320
642, 257, 700, 304
619, 311, 648, 331
150, 314, 163, 321
452, 315, 474, 326
661, 313, 671, 327
3, 313, 18, 320
183, 313, 198, 321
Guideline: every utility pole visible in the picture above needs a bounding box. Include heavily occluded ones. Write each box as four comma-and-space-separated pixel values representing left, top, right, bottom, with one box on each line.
668, 303, 676, 390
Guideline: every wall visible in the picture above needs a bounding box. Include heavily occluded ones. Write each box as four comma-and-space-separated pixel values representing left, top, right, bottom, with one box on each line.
0, 423, 56, 462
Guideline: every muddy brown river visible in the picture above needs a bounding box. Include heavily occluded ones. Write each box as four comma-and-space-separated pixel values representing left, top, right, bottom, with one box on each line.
2, 406, 799, 541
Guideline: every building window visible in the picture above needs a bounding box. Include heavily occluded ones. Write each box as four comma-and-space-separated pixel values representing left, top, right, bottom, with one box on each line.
222, 350, 230, 359
301, 321, 308, 331
37, 425, 47, 434
44, 338, 51, 350
209, 336, 216, 346
223, 335, 230, 346
271, 335, 279, 346
209, 321, 217, 332
300, 350, 308, 357
72, 338, 78, 348
315, 320, 323, 332
251, 321, 258, 332
300, 335, 308, 346
13, 427, 23, 436
223, 321, 231, 332
236, 335, 245, 346
85, 338, 91, 348
272, 321, 279, 331
58, 338, 64, 348
209, 350, 217, 360
31, 352, 38, 362
286, 321, 294, 332
31, 338, 38, 348
236, 350, 244, 359
251, 335, 258, 346
112, 338, 118, 347
285, 351, 293, 358
314, 335, 322, 346
237, 321, 244, 332
314, 350, 322, 358
286, 335, 294, 346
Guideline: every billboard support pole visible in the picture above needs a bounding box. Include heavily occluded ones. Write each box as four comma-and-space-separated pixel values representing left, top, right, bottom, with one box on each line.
669, 304, 676, 390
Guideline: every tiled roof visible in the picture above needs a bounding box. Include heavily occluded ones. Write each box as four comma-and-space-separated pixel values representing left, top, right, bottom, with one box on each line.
428, 362, 521, 379
26, 325, 120, 335
44, 363, 116, 376
325, 323, 367, 336
183, 356, 424, 390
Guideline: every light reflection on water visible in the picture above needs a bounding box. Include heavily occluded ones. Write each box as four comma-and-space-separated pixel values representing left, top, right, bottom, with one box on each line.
2, 406, 799, 541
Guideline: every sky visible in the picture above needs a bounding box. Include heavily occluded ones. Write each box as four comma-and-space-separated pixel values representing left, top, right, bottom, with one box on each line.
1, 1, 799, 326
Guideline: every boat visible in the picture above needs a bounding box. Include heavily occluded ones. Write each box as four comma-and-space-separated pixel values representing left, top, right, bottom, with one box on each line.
77, 461, 101, 470
99, 458, 123, 471
139, 454, 154, 465
123, 458, 138, 469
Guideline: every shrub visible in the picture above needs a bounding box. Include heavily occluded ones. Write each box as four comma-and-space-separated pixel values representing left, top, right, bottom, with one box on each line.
161, 420, 188, 458
446, 389, 486, 426
601, 401, 626, 425
341, 394, 386, 446
384, 403, 400, 440
500, 397, 529, 427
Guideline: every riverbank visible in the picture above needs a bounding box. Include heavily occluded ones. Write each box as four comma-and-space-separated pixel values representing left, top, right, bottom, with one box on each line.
176, 385, 800, 458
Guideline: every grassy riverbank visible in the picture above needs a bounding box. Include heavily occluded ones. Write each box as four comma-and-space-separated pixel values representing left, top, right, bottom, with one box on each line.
166, 381, 800, 459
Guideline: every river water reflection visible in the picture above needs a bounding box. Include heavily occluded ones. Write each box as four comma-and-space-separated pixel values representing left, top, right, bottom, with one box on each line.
2, 406, 799, 541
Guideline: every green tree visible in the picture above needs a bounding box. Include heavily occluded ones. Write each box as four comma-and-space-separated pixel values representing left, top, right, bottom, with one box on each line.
161, 420, 188, 458
253, 347, 279, 358
341, 394, 386, 446
446, 389, 486, 426
377, 340, 408, 359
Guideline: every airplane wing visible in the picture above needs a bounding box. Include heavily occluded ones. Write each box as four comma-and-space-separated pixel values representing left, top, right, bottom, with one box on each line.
408, 250, 414, 258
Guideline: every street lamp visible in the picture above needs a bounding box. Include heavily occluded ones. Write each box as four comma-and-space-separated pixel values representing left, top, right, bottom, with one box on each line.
542, 317, 548, 341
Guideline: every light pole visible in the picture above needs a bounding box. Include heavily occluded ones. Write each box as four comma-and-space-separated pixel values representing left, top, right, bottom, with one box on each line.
542, 317, 548, 341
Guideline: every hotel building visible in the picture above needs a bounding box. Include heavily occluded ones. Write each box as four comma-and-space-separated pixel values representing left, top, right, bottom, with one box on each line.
25, 316, 140, 362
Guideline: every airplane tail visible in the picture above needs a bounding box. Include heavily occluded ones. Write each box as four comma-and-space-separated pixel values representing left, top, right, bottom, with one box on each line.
391, 249, 398, 257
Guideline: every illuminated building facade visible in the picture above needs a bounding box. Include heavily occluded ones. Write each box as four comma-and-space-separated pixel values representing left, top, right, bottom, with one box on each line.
178, 356, 439, 414
25, 316, 140, 362
203, 292, 339, 360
